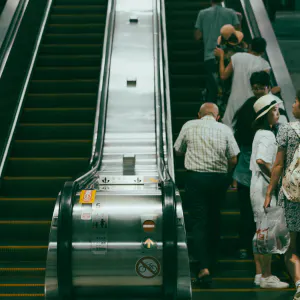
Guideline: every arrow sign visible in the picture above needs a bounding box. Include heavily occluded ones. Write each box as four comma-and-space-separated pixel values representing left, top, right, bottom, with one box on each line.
143, 238, 156, 249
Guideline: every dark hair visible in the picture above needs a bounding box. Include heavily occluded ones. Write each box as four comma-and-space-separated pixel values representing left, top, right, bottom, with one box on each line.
233, 96, 257, 146
250, 37, 267, 54
212, 0, 223, 3
250, 71, 270, 87
297, 90, 300, 100
252, 113, 272, 132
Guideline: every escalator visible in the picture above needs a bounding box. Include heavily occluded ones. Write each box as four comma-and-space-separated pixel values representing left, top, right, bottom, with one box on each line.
165, 0, 295, 298
273, 11, 300, 90
0, 0, 108, 297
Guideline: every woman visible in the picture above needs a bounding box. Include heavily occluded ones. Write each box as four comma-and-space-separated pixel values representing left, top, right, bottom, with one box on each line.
233, 71, 270, 261
250, 94, 289, 289
265, 91, 300, 300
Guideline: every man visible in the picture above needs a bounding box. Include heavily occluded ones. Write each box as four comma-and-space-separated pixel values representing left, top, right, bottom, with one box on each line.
174, 103, 240, 285
195, 0, 240, 103
214, 37, 271, 127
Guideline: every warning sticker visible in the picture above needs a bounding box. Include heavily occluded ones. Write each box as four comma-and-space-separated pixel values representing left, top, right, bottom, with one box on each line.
80, 190, 96, 204
135, 256, 160, 279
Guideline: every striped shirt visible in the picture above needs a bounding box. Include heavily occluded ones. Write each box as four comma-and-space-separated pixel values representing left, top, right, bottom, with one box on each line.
174, 115, 240, 173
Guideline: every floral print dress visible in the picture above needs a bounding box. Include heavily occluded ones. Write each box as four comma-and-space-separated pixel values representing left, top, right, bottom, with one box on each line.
277, 122, 300, 232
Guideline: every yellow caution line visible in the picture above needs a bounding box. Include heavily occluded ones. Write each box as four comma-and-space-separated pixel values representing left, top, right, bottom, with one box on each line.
15, 139, 92, 143
10, 157, 88, 161
0, 221, 51, 225
0, 284, 44, 287
0, 198, 56, 201
19, 123, 93, 126
0, 268, 45, 271
4, 177, 72, 180
0, 294, 44, 297
193, 288, 295, 292
24, 108, 95, 111
0, 246, 47, 249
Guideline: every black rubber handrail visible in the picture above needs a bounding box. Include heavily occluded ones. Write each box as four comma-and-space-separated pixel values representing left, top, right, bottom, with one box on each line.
162, 177, 178, 300
154, 0, 178, 298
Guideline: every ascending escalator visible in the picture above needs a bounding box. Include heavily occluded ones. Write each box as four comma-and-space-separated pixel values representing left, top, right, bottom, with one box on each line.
0, 0, 107, 297
165, 0, 294, 298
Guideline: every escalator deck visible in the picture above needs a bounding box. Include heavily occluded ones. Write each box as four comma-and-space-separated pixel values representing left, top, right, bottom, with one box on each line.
0, 0, 107, 297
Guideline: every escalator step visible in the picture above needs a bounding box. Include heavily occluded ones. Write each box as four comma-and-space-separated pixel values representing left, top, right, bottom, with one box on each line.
52, 5, 106, 14
1, 177, 71, 197
28, 79, 98, 93
47, 23, 105, 34
6, 157, 89, 176
33, 67, 100, 80
16, 123, 94, 139
36, 54, 101, 67
39, 44, 102, 55
0, 198, 56, 219
0, 245, 47, 261
21, 107, 95, 123
43, 33, 104, 44
11, 140, 92, 157
25, 93, 97, 108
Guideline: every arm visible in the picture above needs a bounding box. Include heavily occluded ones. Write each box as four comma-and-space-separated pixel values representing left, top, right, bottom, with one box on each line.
214, 48, 233, 80
194, 29, 202, 41
228, 156, 238, 172
256, 159, 272, 178
264, 149, 285, 208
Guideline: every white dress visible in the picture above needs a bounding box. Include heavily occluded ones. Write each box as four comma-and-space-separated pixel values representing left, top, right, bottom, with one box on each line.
222, 53, 271, 128
250, 130, 277, 222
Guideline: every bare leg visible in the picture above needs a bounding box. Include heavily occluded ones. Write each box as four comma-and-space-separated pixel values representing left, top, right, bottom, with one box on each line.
284, 232, 300, 283
262, 254, 272, 278
254, 254, 263, 275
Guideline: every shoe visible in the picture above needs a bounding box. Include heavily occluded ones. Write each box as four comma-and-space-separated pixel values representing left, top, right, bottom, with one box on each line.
192, 274, 212, 288
260, 276, 289, 289
294, 286, 300, 300
254, 274, 262, 286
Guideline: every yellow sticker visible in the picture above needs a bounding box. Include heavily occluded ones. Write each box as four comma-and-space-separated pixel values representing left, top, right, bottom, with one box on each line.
80, 190, 96, 204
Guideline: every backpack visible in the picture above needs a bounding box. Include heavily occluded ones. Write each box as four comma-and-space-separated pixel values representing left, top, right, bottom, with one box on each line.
282, 122, 300, 202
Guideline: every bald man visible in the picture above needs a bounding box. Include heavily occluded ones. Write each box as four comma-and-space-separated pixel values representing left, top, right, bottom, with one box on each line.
174, 103, 239, 285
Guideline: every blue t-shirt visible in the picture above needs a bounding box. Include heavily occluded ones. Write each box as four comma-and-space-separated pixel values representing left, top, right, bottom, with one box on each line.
195, 5, 239, 61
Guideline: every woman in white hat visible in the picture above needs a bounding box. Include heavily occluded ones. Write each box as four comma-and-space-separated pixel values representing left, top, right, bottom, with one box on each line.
249, 94, 289, 289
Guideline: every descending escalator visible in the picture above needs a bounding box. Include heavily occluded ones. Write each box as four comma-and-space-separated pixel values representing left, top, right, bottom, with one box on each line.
165, 0, 294, 298
0, 0, 107, 297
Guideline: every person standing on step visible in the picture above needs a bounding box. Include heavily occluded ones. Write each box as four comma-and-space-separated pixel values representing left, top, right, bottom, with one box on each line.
194, 0, 240, 103
214, 37, 271, 128
174, 103, 240, 286
232, 71, 274, 261
250, 94, 289, 289
265, 90, 300, 300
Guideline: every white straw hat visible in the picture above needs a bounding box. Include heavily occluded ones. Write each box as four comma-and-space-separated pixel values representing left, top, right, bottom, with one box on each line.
253, 94, 283, 121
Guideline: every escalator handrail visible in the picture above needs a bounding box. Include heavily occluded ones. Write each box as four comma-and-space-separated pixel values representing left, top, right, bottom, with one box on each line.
0, 0, 29, 79
154, 0, 178, 299
240, 0, 295, 121
158, 0, 175, 181
56, 0, 115, 298
0, 0, 52, 179
72, 0, 115, 189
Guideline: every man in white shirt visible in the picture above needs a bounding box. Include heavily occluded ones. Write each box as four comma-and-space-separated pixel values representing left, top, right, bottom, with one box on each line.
174, 103, 240, 285
214, 37, 271, 127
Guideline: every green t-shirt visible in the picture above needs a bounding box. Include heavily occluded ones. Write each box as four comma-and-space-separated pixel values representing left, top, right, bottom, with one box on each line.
195, 5, 239, 61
